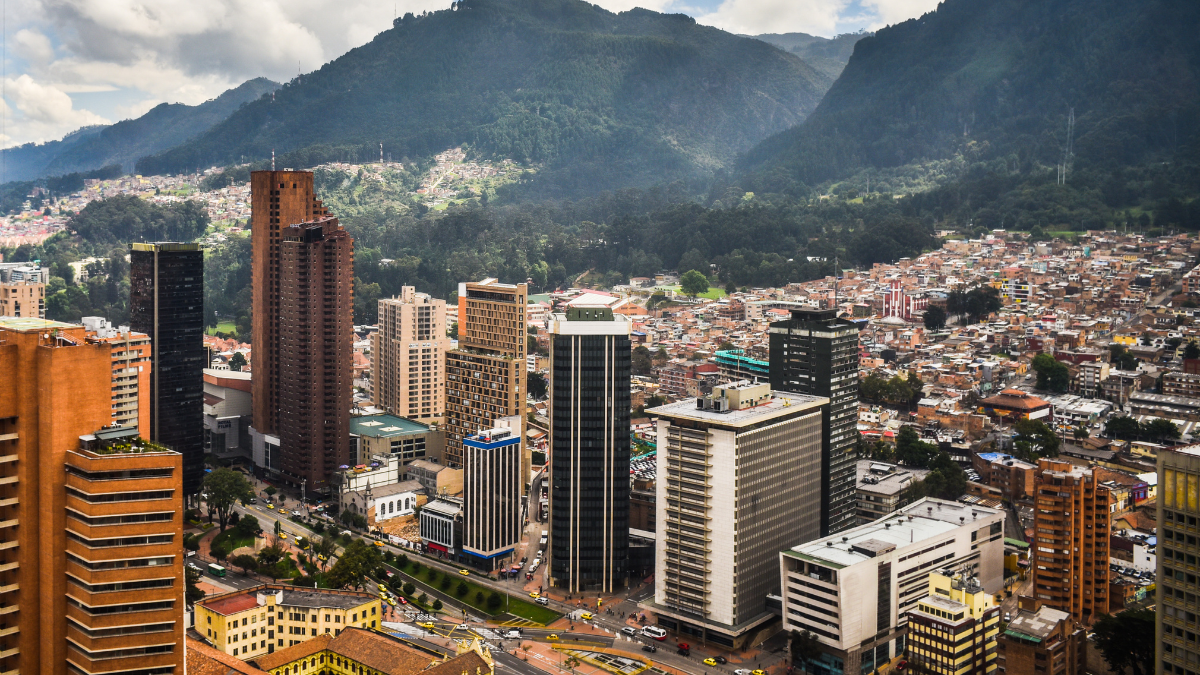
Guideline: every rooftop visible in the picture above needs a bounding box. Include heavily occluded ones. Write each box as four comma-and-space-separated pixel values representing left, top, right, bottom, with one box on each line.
1005, 605, 1071, 642
254, 628, 440, 675
784, 498, 1002, 569
350, 414, 431, 438
0, 316, 76, 332
649, 390, 828, 428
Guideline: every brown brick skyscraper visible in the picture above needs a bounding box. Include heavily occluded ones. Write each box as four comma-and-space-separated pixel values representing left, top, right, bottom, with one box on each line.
1030, 459, 1112, 623
278, 217, 354, 493
251, 171, 329, 438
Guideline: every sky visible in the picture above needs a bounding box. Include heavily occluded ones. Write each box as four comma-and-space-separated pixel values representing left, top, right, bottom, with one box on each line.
0, 0, 941, 149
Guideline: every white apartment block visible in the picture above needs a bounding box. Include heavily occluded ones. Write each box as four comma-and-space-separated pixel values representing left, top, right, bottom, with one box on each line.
779, 498, 1005, 675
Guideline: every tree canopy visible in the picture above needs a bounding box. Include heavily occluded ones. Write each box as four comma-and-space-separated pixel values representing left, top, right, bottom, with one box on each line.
202, 468, 253, 532
680, 269, 709, 298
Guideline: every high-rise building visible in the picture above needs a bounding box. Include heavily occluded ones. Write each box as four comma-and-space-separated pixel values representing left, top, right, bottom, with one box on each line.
996, 599, 1085, 675
906, 567, 1000, 675
82, 316, 153, 434
277, 217, 354, 495
769, 307, 859, 535
548, 296, 631, 593
0, 279, 44, 318
779, 499, 1005, 675
373, 287, 450, 422
130, 242, 206, 497
444, 279, 527, 471
1029, 459, 1112, 622
642, 382, 828, 649
1157, 444, 1200, 675
250, 170, 330, 440
0, 317, 186, 675
462, 416, 523, 571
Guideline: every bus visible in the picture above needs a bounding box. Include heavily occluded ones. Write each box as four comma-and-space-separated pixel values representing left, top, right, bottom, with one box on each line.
208, 564, 227, 577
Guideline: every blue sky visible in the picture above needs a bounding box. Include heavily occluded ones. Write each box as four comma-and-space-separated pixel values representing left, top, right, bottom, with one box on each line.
0, 0, 939, 149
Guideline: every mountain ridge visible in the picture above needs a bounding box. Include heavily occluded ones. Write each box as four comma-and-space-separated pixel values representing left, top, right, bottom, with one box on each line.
135, 0, 833, 196
0, 78, 279, 183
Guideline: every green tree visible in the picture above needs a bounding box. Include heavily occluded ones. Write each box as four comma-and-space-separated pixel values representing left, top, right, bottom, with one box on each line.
1106, 415, 1141, 439
896, 426, 938, 468
1185, 341, 1200, 360
228, 352, 248, 371
202, 467, 253, 532
1013, 419, 1060, 459
234, 513, 261, 538
403, 582, 416, 596
1109, 344, 1139, 371
790, 629, 823, 673
527, 371, 548, 399
923, 305, 947, 330
1031, 353, 1070, 392
456, 580, 469, 597
186, 566, 206, 604
326, 539, 381, 590
1141, 418, 1181, 443
679, 269, 709, 298
230, 553, 259, 575
1092, 609, 1154, 675
210, 541, 231, 563
487, 592, 503, 610
632, 345, 652, 376
264, 486, 277, 497
433, 599, 443, 610
418, 592, 428, 606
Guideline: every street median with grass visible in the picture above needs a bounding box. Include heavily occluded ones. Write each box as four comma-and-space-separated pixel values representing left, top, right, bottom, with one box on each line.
387, 558, 560, 625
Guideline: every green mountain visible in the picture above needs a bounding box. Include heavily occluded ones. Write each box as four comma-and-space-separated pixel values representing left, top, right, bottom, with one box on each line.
0, 78, 279, 182
749, 32, 867, 81
743, 0, 1200, 193
135, 0, 832, 195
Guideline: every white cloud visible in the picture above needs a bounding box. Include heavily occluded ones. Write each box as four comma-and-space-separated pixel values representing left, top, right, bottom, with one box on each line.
694, 0, 849, 35
13, 28, 56, 66
2, 75, 109, 145
860, 0, 940, 29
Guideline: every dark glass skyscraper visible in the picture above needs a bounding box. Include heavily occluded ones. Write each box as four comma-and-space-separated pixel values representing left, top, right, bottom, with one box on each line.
549, 299, 631, 593
130, 241, 205, 498
769, 307, 859, 535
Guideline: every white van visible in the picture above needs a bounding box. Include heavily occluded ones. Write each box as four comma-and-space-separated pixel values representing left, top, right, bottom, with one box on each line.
641, 626, 666, 640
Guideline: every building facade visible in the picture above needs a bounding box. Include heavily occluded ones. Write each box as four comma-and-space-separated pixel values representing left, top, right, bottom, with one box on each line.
0, 316, 186, 675
0, 279, 44, 318
644, 383, 828, 649
82, 316, 152, 435
1158, 445, 1200, 675
779, 499, 1005, 675
204, 368, 253, 460
855, 460, 930, 525
996, 601, 1085, 675
130, 242, 206, 498
250, 170, 330, 439
195, 585, 379, 659
549, 298, 631, 593
769, 307, 859, 535
373, 287, 450, 422
444, 279, 527, 471
906, 568, 1000, 675
277, 218, 354, 494
1030, 459, 1112, 622
462, 417, 523, 570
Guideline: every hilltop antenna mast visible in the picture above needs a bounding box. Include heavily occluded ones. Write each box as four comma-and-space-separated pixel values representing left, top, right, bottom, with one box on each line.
833, 254, 839, 311
380, 143, 383, 163
272, 150, 275, 171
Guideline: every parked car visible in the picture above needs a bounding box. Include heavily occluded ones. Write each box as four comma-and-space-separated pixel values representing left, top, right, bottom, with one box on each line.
641, 645, 657, 653
713, 656, 727, 664
677, 648, 690, 656
536, 597, 549, 606
622, 627, 637, 636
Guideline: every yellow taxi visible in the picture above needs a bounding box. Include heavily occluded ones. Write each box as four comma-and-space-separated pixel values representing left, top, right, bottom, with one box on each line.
318, 554, 327, 562
386, 598, 396, 606
279, 533, 288, 540
267, 504, 275, 510
419, 622, 435, 629
529, 591, 540, 599
580, 612, 594, 620
547, 634, 559, 640
704, 659, 718, 667
752, 670, 766, 675
374, 541, 384, 547
458, 569, 470, 576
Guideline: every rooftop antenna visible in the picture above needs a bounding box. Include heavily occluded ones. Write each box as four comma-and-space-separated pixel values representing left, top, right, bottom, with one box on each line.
272, 149, 275, 171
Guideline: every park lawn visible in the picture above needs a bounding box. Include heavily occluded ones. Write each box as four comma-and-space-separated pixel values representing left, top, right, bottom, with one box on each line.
207, 321, 236, 336
390, 562, 560, 624
211, 529, 255, 552
695, 287, 726, 300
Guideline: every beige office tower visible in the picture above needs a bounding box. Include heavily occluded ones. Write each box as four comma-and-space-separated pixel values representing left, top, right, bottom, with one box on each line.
373, 287, 449, 423
444, 279, 527, 478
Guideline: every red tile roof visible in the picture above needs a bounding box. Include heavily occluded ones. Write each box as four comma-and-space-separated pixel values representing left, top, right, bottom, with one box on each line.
202, 592, 261, 616
187, 638, 268, 675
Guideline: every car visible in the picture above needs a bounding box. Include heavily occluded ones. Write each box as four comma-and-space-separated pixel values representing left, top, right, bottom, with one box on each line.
398, 597, 408, 605
751, 669, 766, 675
580, 612, 594, 620
267, 504, 275, 510
187, 562, 203, 573
419, 622, 435, 629
387, 599, 395, 606
895, 660, 908, 671
1004, 612, 1011, 622
622, 627, 637, 636
735, 670, 751, 675
453, 625, 471, 631
548, 634, 559, 641
713, 656, 727, 664
293, 510, 302, 516
530, 592, 540, 598
279, 533, 288, 540
677, 648, 690, 656
248, 498, 257, 504
505, 630, 523, 639
704, 658, 718, 667
185, 550, 197, 558
374, 541, 384, 547
641, 645, 657, 653
318, 554, 327, 561
459, 569, 470, 576
536, 597, 549, 606
520, 557, 528, 564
